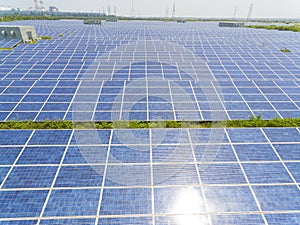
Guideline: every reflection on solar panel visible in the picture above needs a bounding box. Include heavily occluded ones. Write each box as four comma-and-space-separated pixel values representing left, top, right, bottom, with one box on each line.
0, 128, 299, 224
0, 20, 299, 121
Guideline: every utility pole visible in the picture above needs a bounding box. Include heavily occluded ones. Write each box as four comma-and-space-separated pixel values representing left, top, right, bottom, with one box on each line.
165, 6, 169, 18
232, 6, 237, 20
131, 0, 135, 17
246, 4, 254, 22
33, 0, 39, 11
114, 6, 117, 16
172, 2, 176, 18
107, 5, 111, 16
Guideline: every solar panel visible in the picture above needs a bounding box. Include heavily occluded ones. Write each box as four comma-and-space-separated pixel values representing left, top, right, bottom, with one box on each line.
0, 20, 299, 224
0, 78, 299, 121
0, 128, 299, 223
0, 21, 299, 121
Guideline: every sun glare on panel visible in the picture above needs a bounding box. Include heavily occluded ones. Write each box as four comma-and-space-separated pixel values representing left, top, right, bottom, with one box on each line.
171, 187, 208, 225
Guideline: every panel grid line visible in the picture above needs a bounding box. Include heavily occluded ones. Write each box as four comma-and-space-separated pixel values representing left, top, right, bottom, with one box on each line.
95, 129, 113, 225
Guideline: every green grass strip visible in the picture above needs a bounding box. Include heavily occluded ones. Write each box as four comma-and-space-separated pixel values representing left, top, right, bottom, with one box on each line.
280, 49, 291, 53
0, 47, 13, 51
245, 25, 300, 32
39, 36, 53, 40
0, 117, 299, 130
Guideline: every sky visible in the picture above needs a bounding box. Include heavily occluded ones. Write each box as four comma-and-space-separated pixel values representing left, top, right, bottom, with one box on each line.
1, 0, 300, 18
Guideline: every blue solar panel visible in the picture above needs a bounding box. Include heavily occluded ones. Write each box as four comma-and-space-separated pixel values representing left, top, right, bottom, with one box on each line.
0, 19, 300, 224
263, 127, 300, 142
243, 163, 293, 184
63, 146, 108, 164
8, 112, 38, 121
0, 220, 38, 225
2, 166, 57, 188
0, 168, 10, 185
200, 163, 247, 184
154, 164, 199, 185
100, 188, 152, 215
17, 146, 65, 164
234, 144, 278, 161
0, 190, 49, 218
98, 217, 152, 225
0, 130, 32, 145
40, 219, 95, 225
211, 214, 265, 225
274, 144, 300, 160
286, 163, 300, 182
109, 145, 150, 163
29, 130, 72, 145
43, 189, 100, 217
227, 128, 267, 143
265, 213, 300, 225
253, 185, 300, 211
0, 128, 299, 223
0, 21, 299, 121
54, 165, 104, 187
0, 147, 22, 165
206, 186, 259, 212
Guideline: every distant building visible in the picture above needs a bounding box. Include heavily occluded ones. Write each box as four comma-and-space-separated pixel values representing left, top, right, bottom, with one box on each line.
219, 22, 245, 28
106, 18, 118, 22
83, 19, 105, 25
177, 20, 186, 23
0, 26, 38, 43
49, 6, 59, 13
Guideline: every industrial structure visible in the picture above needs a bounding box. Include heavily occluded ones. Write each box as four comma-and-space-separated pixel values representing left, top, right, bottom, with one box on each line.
0, 26, 37, 43
106, 18, 118, 22
218, 22, 245, 28
49, 6, 59, 13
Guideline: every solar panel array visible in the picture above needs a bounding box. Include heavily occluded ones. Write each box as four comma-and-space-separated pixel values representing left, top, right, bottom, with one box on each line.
0, 20, 300, 224
0, 79, 300, 121
0, 20, 299, 121
0, 128, 300, 224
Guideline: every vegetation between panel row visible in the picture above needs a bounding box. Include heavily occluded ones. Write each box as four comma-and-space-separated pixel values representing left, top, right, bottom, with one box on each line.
0, 116, 299, 129
245, 25, 300, 32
